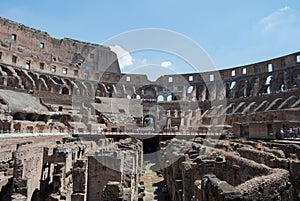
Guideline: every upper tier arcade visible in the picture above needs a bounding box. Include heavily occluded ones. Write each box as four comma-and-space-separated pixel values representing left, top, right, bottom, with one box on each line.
0, 17, 121, 81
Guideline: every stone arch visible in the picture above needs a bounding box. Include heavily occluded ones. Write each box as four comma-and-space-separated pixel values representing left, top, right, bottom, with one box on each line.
61, 86, 71, 95
27, 71, 39, 80
0, 65, 14, 76
95, 83, 108, 97
26, 113, 39, 121
197, 84, 206, 101
278, 96, 298, 109
63, 78, 73, 87
14, 69, 35, 90
105, 84, 114, 98
291, 68, 300, 88
237, 79, 248, 98
84, 81, 95, 97
49, 77, 61, 94
39, 74, 49, 83
1, 66, 20, 88
74, 80, 87, 96
206, 83, 216, 101
157, 95, 164, 102
51, 76, 64, 85
24, 57, 33, 70
254, 100, 270, 112
143, 86, 156, 99
13, 112, 26, 120
143, 114, 155, 128
36, 78, 49, 91
273, 72, 285, 92
173, 94, 181, 101
265, 98, 283, 111
250, 77, 260, 97
167, 94, 172, 101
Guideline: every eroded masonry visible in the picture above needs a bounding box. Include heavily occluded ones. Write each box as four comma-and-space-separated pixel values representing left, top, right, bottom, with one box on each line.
0, 17, 299, 201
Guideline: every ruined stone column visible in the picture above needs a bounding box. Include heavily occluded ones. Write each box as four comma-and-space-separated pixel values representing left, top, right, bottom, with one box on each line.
71, 160, 87, 201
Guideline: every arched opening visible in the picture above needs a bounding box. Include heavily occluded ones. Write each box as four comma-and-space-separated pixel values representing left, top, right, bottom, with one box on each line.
61, 87, 69, 95
143, 137, 159, 154
173, 95, 180, 101
264, 75, 273, 94
265, 75, 272, 85
144, 87, 156, 99
280, 83, 285, 92
13, 112, 25, 120
136, 94, 141, 99
230, 81, 236, 90
95, 84, 107, 97
26, 113, 38, 121
52, 77, 63, 85
37, 114, 48, 122
167, 95, 172, 101
157, 95, 164, 102
143, 115, 155, 129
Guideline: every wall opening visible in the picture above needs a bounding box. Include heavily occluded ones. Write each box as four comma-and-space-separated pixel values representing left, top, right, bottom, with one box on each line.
167, 94, 172, 101
144, 115, 155, 128
40, 42, 44, 49
265, 75, 272, 85
268, 63, 273, 72
0, 52, 2, 60
62, 87, 69, 95
51, 66, 56, 73
189, 75, 193, 81
11, 34, 16, 41
143, 137, 159, 154
40, 63, 45, 70
25, 60, 31, 70
157, 95, 164, 102
74, 70, 79, 76
58, 106, 63, 111
210, 74, 214, 82
62, 68, 67, 75
296, 55, 300, 63
242, 68, 247, 74
168, 77, 173, 82
126, 76, 131, 82
187, 86, 194, 94
230, 81, 236, 90
231, 70, 236, 77
12, 55, 17, 63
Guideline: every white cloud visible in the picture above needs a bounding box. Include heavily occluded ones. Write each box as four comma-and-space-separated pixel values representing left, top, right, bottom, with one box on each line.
110, 45, 133, 69
161, 61, 172, 67
258, 6, 292, 33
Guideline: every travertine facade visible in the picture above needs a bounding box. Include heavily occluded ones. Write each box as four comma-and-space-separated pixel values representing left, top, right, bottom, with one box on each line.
0, 17, 299, 201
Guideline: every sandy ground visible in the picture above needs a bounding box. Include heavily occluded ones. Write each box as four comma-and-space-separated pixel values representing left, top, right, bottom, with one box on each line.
141, 162, 171, 201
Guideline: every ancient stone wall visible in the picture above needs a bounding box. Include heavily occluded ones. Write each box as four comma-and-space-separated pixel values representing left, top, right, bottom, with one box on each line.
162, 138, 300, 201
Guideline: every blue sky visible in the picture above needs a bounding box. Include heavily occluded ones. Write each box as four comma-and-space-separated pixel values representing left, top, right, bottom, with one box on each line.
1, 1, 300, 80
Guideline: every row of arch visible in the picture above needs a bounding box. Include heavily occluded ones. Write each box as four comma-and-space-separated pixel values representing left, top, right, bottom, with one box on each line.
0, 64, 299, 103
226, 68, 300, 99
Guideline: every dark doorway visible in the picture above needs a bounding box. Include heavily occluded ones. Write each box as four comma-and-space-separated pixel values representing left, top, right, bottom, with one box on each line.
143, 137, 159, 154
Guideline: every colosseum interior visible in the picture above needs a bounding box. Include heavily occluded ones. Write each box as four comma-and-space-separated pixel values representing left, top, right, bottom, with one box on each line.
0, 17, 299, 201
